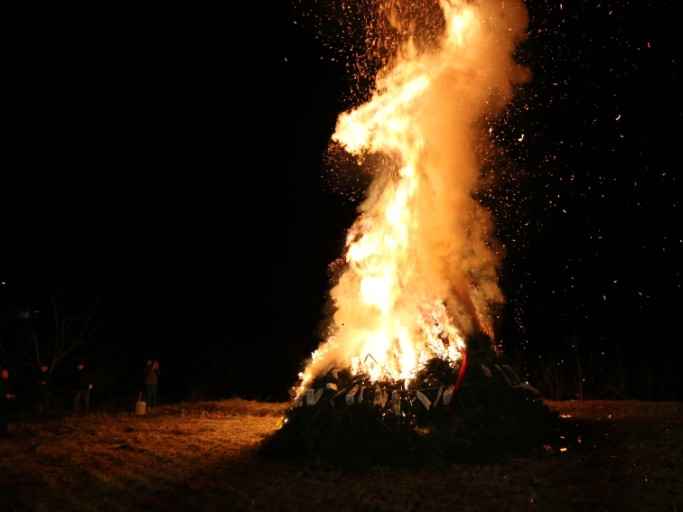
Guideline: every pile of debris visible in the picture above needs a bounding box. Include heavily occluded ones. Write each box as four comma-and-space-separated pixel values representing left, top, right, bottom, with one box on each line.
261, 334, 557, 466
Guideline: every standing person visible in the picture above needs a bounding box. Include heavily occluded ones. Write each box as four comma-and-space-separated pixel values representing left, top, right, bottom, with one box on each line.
73, 361, 93, 413
1, 368, 16, 437
144, 360, 159, 410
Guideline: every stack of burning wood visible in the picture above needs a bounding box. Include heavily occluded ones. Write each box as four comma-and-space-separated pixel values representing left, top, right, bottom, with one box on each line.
291, 356, 541, 422
294, 363, 453, 417
262, 336, 555, 466
293, 365, 458, 417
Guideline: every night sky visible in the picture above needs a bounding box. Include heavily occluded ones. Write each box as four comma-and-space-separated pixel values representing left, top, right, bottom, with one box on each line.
2, 1, 681, 401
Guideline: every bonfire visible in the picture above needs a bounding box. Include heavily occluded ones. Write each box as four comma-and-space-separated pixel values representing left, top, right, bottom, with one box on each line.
265, 0, 555, 465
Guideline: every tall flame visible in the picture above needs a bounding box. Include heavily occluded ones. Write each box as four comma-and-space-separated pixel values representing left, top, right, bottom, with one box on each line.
298, 0, 528, 394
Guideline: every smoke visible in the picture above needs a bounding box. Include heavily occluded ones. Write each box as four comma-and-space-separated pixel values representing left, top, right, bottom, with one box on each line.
301, 0, 529, 386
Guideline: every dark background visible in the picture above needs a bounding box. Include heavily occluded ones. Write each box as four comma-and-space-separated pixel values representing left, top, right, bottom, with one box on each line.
1, 1, 680, 404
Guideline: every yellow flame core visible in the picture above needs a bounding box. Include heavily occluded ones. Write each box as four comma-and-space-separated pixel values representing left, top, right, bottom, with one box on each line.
297, 0, 528, 395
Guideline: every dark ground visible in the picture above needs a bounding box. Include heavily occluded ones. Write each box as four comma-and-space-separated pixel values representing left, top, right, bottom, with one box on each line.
1, 399, 681, 511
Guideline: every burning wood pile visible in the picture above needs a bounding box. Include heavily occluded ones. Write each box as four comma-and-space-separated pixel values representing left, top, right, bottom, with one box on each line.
263, 333, 555, 466
264, 0, 550, 465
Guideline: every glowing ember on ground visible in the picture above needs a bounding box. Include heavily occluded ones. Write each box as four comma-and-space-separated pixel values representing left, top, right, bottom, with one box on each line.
295, 0, 529, 398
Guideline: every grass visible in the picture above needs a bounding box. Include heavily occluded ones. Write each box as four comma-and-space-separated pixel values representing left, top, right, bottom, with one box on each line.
1, 399, 682, 511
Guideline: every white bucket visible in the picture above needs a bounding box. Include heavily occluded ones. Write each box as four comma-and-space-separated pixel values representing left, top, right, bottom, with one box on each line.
135, 392, 147, 415
136, 400, 147, 415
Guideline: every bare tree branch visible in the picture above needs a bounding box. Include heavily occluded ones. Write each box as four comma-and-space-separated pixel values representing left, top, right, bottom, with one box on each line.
51, 338, 84, 370
27, 295, 101, 375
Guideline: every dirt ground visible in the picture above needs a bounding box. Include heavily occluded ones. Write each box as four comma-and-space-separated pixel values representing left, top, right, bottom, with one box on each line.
1, 399, 682, 511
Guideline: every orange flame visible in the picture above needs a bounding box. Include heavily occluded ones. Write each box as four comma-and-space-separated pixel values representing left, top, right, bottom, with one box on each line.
297, 0, 528, 395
